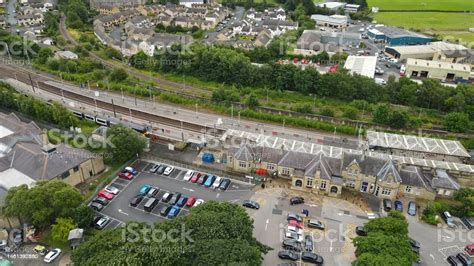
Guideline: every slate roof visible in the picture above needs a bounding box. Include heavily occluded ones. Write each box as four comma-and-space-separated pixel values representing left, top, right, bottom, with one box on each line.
424, 169, 461, 190
399, 166, 430, 189
342, 153, 388, 177
376, 160, 402, 183
278, 151, 317, 170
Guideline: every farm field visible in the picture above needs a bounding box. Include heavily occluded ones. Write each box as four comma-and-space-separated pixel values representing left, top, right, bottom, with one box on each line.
368, 0, 474, 11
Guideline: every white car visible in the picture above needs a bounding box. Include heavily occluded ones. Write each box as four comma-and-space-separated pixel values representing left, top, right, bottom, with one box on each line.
44, 248, 61, 263
285, 232, 304, 243
163, 166, 174, 176
211, 176, 222, 189
286, 225, 303, 236
104, 185, 120, 195
183, 170, 194, 181
193, 199, 204, 207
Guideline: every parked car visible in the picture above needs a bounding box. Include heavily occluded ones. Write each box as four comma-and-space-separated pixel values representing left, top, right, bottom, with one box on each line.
204, 175, 216, 187
465, 244, 474, 255
447, 255, 463, 266
162, 192, 173, 203
193, 199, 204, 207
89, 202, 104, 211
409, 238, 421, 254
97, 190, 114, 200
130, 195, 144, 207
95, 216, 110, 230
190, 172, 202, 183
212, 176, 222, 189
288, 219, 303, 229
355, 226, 367, 236
104, 185, 120, 195
219, 179, 231, 190
197, 174, 208, 185
92, 196, 109, 206
287, 213, 303, 223
160, 206, 172, 216
242, 200, 260, 209
170, 193, 182, 205
164, 166, 174, 176
307, 219, 325, 230
44, 248, 61, 263
138, 184, 151, 196
278, 250, 299, 261
176, 196, 188, 207
186, 197, 196, 207
149, 164, 160, 173
287, 225, 303, 235
301, 252, 323, 264
285, 231, 303, 243
118, 171, 133, 180
282, 239, 301, 252
12, 230, 23, 245
456, 252, 473, 265
383, 199, 392, 212
168, 206, 180, 218
394, 200, 403, 212
183, 170, 194, 181
442, 211, 455, 228
304, 235, 314, 252
290, 197, 304, 205
461, 217, 473, 230
125, 166, 138, 175
34, 245, 48, 256
156, 165, 167, 174
407, 201, 417, 216
147, 187, 159, 198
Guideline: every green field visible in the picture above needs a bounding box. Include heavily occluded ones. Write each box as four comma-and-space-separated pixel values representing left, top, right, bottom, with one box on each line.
368, 0, 474, 11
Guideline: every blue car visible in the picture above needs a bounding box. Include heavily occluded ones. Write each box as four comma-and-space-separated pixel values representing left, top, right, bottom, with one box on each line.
168, 206, 180, 218
176, 196, 188, 207
204, 175, 216, 187
125, 166, 138, 175
394, 200, 403, 211
138, 184, 151, 196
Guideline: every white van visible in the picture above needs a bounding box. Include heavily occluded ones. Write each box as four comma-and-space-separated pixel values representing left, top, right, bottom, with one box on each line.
374, 78, 386, 85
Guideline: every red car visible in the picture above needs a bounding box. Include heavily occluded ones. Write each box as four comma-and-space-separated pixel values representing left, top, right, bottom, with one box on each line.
288, 219, 303, 229
190, 172, 202, 183
118, 171, 133, 180
97, 190, 114, 200
465, 244, 474, 255
186, 197, 196, 207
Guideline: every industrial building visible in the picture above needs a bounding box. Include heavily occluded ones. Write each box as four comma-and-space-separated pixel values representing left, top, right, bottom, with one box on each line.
310, 14, 348, 29
367, 26, 432, 46
405, 58, 471, 82
385, 41, 471, 62
344, 4, 360, 13
343, 56, 377, 78
295, 30, 361, 55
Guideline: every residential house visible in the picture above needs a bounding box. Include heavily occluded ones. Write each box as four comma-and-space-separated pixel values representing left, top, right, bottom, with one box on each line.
54, 50, 79, 60
179, 0, 204, 8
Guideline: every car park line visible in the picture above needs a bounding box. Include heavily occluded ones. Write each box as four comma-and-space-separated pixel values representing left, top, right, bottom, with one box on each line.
98, 175, 135, 213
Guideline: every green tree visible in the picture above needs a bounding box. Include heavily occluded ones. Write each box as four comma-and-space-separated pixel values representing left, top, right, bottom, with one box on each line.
372, 104, 391, 125
443, 112, 470, 133
109, 68, 129, 82
72, 205, 95, 229
343, 106, 359, 120
388, 110, 409, 129
105, 125, 147, 164
51, 217, 77, 241
246, 93, 259, 108
453, 188, 474, 217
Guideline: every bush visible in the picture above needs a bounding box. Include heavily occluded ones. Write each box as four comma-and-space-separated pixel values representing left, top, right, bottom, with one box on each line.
294, 103, 313, 114
343, 106, 359, 120
320, 107, 335, 117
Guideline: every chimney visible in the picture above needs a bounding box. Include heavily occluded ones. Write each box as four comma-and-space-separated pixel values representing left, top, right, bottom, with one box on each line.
41, 130, 49, 146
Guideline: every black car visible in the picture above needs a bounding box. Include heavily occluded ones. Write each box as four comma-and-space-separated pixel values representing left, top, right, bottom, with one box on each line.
156, 165, 167, 175
307, 219, 325, 230
160, 206, 172, 216
301, 252, 323, 264
282, 239, 301, 252
304, 235, 313, 252
290, 197, 304, 205
89, 202, 104, 211
197, 175, 208, 185
461, 217, 474, 230
277, 263, 297, 266
287, 213, 303, 223
219, 179, 231, 190
278, 250, 299, 261
355, 226, 367, 236
92, 196, 109, 206
12, 230, 23, 246
447, 255, 463, 266
242, 200, 260, 209
383, 199, 392, 212
409, 238, 420, 254
130, 195, 144, 207
170, 193, 182, 205
456, 253, 472, 266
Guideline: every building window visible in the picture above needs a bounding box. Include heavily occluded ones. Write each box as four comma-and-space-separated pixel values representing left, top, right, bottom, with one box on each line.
229, 156, 233, 163
405, 186, 412, 193
281, 168, 290, 175
330, 186, 338, 193
295, 180, 302, 187
73, 166, 79, 173
239, 161, 247, 168
306, 178, 313, 187
444, 190, 451, 196
360, 182, 368, 192
61, 171, 70, 179
381, 188, 391, 196
267, 163, 275, 171
346, 180, 355, 188
320, 181, 327, 190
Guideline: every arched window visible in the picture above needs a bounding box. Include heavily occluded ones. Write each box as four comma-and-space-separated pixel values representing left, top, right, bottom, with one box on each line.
295, 180, 303, 187
330, 186, 338, 193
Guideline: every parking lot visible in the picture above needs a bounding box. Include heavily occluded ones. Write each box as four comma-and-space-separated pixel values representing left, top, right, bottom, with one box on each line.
94, 159, 254, 227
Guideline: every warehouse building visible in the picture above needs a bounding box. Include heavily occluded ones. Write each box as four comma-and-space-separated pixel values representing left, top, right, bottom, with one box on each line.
405, 58, 471, 82
343, 56, 377, 78
367, 26, 432, 46
310, 14, 348, 29
385, 41, 471, 62
344, 4, 360, 13
295, 30, 360, 55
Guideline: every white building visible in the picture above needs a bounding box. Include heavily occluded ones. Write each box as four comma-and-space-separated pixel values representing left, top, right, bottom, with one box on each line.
311, 14, 348, 29
54, 50, 79, 60
316, 2, 346, 11
344, 56, 377, 78
179, 0, 204, 8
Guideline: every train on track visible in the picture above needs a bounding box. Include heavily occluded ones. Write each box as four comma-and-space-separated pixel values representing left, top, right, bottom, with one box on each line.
70, 109, 148, 134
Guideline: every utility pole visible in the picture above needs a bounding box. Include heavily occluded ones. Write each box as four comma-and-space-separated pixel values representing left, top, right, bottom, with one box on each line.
134, 89, 137, 106
28, 74, 35, 93
111, 98, 116, 117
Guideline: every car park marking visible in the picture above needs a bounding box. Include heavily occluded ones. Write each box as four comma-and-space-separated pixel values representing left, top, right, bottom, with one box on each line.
216, 193, 220, 198
265, 219, 269, 231
182, 187, 194, 192
430, 253, 436, 263
118, 209, 129, 216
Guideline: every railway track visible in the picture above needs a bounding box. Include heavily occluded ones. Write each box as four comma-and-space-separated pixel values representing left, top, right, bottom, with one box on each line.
0, 65, 224, 135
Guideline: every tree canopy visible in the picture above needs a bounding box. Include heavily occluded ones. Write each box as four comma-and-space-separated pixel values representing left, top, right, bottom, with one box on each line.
71, 201, 270, 265
105, 125, 147, 164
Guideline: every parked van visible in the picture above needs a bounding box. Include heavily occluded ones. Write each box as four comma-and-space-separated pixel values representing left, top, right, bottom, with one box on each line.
374, 78, 386, 85
144, 198, 158, 212
383, 199, 392, 212
442, 212, 455, 228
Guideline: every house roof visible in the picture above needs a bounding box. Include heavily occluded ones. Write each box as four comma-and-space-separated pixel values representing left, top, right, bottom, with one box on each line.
376, 160, 402, 183
399, 166, 430, 189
